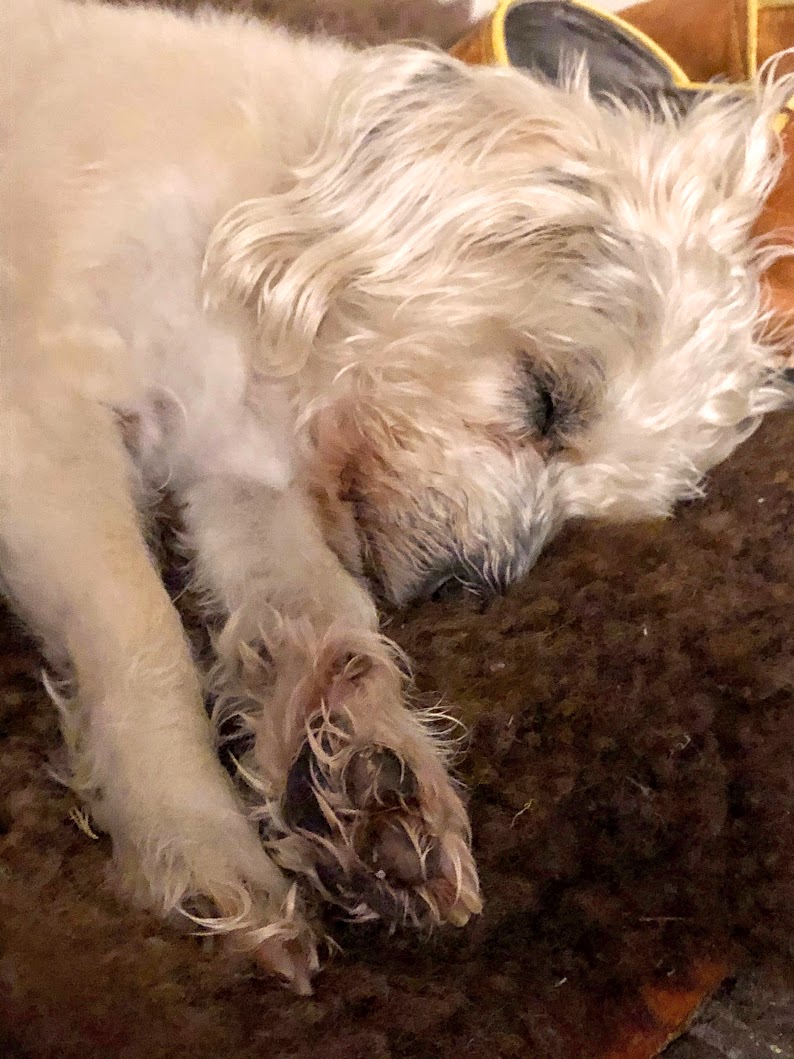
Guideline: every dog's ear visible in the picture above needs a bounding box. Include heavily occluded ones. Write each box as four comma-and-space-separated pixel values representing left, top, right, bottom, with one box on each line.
201, 48, 602, 376
200, 49, 466, 375
673, 76, 794, 250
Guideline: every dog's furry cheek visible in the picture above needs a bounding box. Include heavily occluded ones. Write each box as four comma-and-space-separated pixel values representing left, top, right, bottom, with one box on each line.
310, 483, 365, 580
297, 406, 369, 577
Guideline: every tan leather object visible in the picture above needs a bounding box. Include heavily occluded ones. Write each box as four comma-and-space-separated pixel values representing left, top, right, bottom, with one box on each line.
621, 0, 794, 333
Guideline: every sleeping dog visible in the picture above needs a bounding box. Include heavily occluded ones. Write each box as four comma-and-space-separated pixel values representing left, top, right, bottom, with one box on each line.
1, 0, 791, 992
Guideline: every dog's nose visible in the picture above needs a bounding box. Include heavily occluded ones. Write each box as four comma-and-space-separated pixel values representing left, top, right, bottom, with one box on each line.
420, 559, 495, 603
428, 575, 467, 603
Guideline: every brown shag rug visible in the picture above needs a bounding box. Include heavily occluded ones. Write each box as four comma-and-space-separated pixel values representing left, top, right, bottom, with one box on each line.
1, 3, 793, 1057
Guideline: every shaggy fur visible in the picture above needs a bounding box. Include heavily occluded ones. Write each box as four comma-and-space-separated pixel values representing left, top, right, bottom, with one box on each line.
1, 0, 792, 992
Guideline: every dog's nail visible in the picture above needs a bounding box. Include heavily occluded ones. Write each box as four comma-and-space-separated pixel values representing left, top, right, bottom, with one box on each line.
256, 935, 317, 996
442, 899, 477, 928
431, 847, 483, 925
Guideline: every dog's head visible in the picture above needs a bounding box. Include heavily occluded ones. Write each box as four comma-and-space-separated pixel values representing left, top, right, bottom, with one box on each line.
205, 49, 794, 604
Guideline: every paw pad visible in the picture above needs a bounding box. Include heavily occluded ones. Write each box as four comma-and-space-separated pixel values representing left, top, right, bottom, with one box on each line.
282, 729, 451, 923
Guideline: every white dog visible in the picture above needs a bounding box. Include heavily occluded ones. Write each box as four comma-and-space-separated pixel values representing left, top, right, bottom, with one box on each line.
1, 0, 791, 994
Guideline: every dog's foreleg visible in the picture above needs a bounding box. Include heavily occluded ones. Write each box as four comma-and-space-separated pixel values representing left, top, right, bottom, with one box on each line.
0, 396, 317, 992
183, 476, 481, 931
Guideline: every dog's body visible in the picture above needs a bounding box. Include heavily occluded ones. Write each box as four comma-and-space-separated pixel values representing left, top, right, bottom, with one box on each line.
1, 0, 791, 992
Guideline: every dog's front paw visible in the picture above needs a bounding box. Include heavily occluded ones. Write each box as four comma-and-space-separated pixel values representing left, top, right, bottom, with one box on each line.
199, 879, 320, 994
104, 795, 321, 993
267, 639, 481, 930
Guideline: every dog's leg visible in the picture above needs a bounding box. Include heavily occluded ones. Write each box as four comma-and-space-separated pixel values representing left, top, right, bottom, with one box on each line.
0, 398, 318, 992
183, 476, 481, 930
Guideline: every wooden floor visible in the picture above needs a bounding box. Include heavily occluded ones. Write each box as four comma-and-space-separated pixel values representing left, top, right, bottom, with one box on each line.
665, 972, 793, 1059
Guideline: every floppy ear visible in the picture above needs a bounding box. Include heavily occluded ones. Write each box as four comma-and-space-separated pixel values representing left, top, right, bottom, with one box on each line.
672, 74, 794, 251
200, 48, 464, 375
200, 47, 604, 376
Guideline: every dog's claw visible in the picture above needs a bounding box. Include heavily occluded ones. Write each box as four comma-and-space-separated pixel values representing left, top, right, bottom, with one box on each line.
255, 929, 319, 996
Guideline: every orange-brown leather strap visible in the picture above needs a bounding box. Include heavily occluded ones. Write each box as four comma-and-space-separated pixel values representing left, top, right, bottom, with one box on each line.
620, 0, 749, 81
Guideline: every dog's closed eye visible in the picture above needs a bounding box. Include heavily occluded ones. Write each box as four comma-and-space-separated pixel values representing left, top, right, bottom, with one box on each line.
535, 382, 556, 438
518, 355, 601, 448
519, 366, 562, 443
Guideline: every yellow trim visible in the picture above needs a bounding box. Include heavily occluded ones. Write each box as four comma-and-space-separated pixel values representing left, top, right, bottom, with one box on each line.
772, 92, 794, 131
682, 78, 756, 93
747, 0, 759, 76
489, 0, 512, 66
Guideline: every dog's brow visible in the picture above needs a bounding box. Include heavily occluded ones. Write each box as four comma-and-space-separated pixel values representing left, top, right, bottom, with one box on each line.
532, 166, 593, 196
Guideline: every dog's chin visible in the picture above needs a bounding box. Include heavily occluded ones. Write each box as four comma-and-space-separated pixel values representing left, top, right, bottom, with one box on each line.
313, 495, 398, 606
352, 524, 481, 609
347, 513, 402, 607
327, 501, 415, 608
